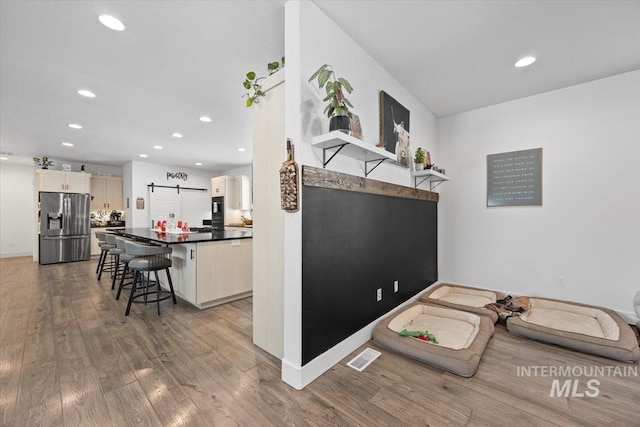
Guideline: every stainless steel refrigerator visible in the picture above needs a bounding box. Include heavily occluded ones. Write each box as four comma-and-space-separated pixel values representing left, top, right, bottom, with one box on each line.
39, 192, 91, 264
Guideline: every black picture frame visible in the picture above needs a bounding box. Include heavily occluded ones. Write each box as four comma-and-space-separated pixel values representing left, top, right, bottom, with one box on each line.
379, 91, 410, 167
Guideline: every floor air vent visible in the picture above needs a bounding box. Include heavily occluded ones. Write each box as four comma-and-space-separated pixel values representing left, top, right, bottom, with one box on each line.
347, 348, 381, 372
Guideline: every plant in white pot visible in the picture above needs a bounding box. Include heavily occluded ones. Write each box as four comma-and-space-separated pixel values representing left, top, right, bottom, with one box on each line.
308, 64, 354, 133
414, 148, 426, 171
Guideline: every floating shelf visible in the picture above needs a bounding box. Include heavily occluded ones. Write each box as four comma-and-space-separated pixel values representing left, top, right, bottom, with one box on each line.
411, 169, 450, 191
311, 131, 405, 177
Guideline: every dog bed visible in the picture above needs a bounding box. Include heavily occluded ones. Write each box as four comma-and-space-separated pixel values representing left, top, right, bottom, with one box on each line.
419, 283, 506, 323
507, 298, 640, 362
373, 302, 494, 377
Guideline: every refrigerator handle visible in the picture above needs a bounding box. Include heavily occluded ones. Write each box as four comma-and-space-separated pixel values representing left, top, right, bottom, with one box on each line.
65, 197, 70, 231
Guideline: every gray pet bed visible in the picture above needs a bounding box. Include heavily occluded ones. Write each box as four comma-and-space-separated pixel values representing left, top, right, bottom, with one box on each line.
419, 283, 507, 324
507, 297, 640, 362
374, 302, 494, 377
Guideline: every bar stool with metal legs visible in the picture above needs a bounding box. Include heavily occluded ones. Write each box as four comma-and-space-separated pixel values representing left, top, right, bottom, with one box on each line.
111, 236, 135, 291
124, 241, 177, 316
95, 231, 107, 273
96, 232, 117, 280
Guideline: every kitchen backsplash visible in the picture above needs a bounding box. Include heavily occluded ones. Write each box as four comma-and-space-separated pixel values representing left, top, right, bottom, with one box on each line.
91, 210, 124, 227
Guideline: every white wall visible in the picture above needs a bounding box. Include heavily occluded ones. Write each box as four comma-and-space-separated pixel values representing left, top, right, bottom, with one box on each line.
0, 162, 35, 257
282, 0, 438, 389
222, 165, 252, 179
438, 70, 640, 322
124, 160, 221, 228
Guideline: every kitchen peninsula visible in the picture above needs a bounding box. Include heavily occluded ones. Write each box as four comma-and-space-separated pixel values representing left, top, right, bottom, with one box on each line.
114, 228, 253, 309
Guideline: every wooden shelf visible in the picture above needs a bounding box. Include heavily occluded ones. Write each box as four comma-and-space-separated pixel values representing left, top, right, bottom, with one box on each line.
311, 131, 406, 176
411, 169, 450, 191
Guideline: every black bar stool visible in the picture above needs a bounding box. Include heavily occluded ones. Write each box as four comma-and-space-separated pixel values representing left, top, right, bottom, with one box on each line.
111, 236, 135, 291
124, 241, 177, 316
96, 232, 117, 280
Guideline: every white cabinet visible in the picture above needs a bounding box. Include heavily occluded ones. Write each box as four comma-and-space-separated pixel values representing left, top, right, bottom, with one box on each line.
170, 243, 198, 303
212, 175, 251, 210
233, 175, 252, 210
169, 239, 253, 308
91, 177, 123, 210
197, 239, 252, 304
36, 170, 91, 193
211, 176, 226, 197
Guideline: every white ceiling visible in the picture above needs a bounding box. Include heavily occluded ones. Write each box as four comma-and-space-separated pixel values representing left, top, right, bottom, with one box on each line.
2, 1, 639, 170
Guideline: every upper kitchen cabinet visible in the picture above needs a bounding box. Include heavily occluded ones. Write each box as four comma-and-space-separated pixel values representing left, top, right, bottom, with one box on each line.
234, 175, 252, 210
211, 176, 227, 197
211, 175, 251, 210
91, 176, 123, 210
36, 169, 91, 193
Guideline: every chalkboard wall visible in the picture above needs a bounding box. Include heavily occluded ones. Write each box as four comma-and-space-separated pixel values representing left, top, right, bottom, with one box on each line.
302, 185, 438, 365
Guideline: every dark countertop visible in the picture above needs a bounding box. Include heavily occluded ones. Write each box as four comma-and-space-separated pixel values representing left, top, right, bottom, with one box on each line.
112, 227, 252, 244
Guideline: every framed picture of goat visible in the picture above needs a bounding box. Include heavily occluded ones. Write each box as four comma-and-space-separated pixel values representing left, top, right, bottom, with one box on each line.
379, 90, 410, 167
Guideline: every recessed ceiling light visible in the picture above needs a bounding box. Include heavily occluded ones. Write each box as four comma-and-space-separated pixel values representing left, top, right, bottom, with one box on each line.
62, 142, 74, 147
98, 15, 125, 32
77, 89, 96, 98
238, 148, 246, 152
515, 56, 536, 68
0, 157, 7, 161
199, 116, 212, 123
67, 123, 82, 129
153, 145, 163, 150
195, 162, 203, 166
172, 133, 183, 138
139, 154, 148, 158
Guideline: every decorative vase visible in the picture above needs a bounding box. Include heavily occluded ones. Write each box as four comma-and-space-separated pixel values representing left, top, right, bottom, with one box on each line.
415, 163, 424, 171
329, 115, 350, 133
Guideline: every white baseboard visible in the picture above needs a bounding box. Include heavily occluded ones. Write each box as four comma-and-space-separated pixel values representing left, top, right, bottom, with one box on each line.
281, 291, 424, 390
0, 251, 32, 258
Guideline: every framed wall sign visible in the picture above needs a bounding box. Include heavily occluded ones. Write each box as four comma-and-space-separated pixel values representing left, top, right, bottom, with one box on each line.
379, 90, 410, 167
487, 148, 542, 207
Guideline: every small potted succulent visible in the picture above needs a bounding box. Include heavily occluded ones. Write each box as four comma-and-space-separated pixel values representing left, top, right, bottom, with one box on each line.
414, 148, 426, 171
243, 57, 284, 107
308, 64, 354, 132
33, 156, 54, 169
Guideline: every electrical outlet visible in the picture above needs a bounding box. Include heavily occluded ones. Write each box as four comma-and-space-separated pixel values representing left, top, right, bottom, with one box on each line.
394, 280, 399, 293
376, 288, 382, 301
556, 276, 566, 288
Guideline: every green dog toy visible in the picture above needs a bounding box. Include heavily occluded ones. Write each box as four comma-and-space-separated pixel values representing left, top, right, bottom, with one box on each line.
399, 329, 439, 344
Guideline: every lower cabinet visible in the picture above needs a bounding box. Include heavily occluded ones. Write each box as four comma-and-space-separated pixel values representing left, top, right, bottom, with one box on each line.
90, 227, 121, 256
170, 239, 252, 308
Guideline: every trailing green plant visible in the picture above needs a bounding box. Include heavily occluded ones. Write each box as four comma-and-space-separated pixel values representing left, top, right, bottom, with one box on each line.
33, 156, 53, 169
308, 64, 353, 118
243, 57, 284, 107
414, 147, 426, 164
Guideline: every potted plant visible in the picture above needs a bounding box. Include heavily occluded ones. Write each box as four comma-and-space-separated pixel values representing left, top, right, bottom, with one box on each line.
33, 156, 53, 169
414, 148, 426, 171
308, 64, 354, 132
243, 57, 284, 107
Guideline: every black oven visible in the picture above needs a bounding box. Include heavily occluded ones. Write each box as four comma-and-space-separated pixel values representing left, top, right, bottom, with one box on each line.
211, 196, 225, 231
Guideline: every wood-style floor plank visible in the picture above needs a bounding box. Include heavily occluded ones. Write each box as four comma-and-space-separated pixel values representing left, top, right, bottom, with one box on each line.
1, 256, 639, 427
13, 358, 63, 426
103, 381, 162, 427
0, 344, 23, 426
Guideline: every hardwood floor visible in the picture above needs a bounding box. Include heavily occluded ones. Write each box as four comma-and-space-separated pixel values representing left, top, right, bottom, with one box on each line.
0, 256, 638, 426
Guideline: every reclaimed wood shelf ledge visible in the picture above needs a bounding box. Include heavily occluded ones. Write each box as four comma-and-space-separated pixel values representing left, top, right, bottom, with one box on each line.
411, 169, 450, 191
311, 131, 404, 177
